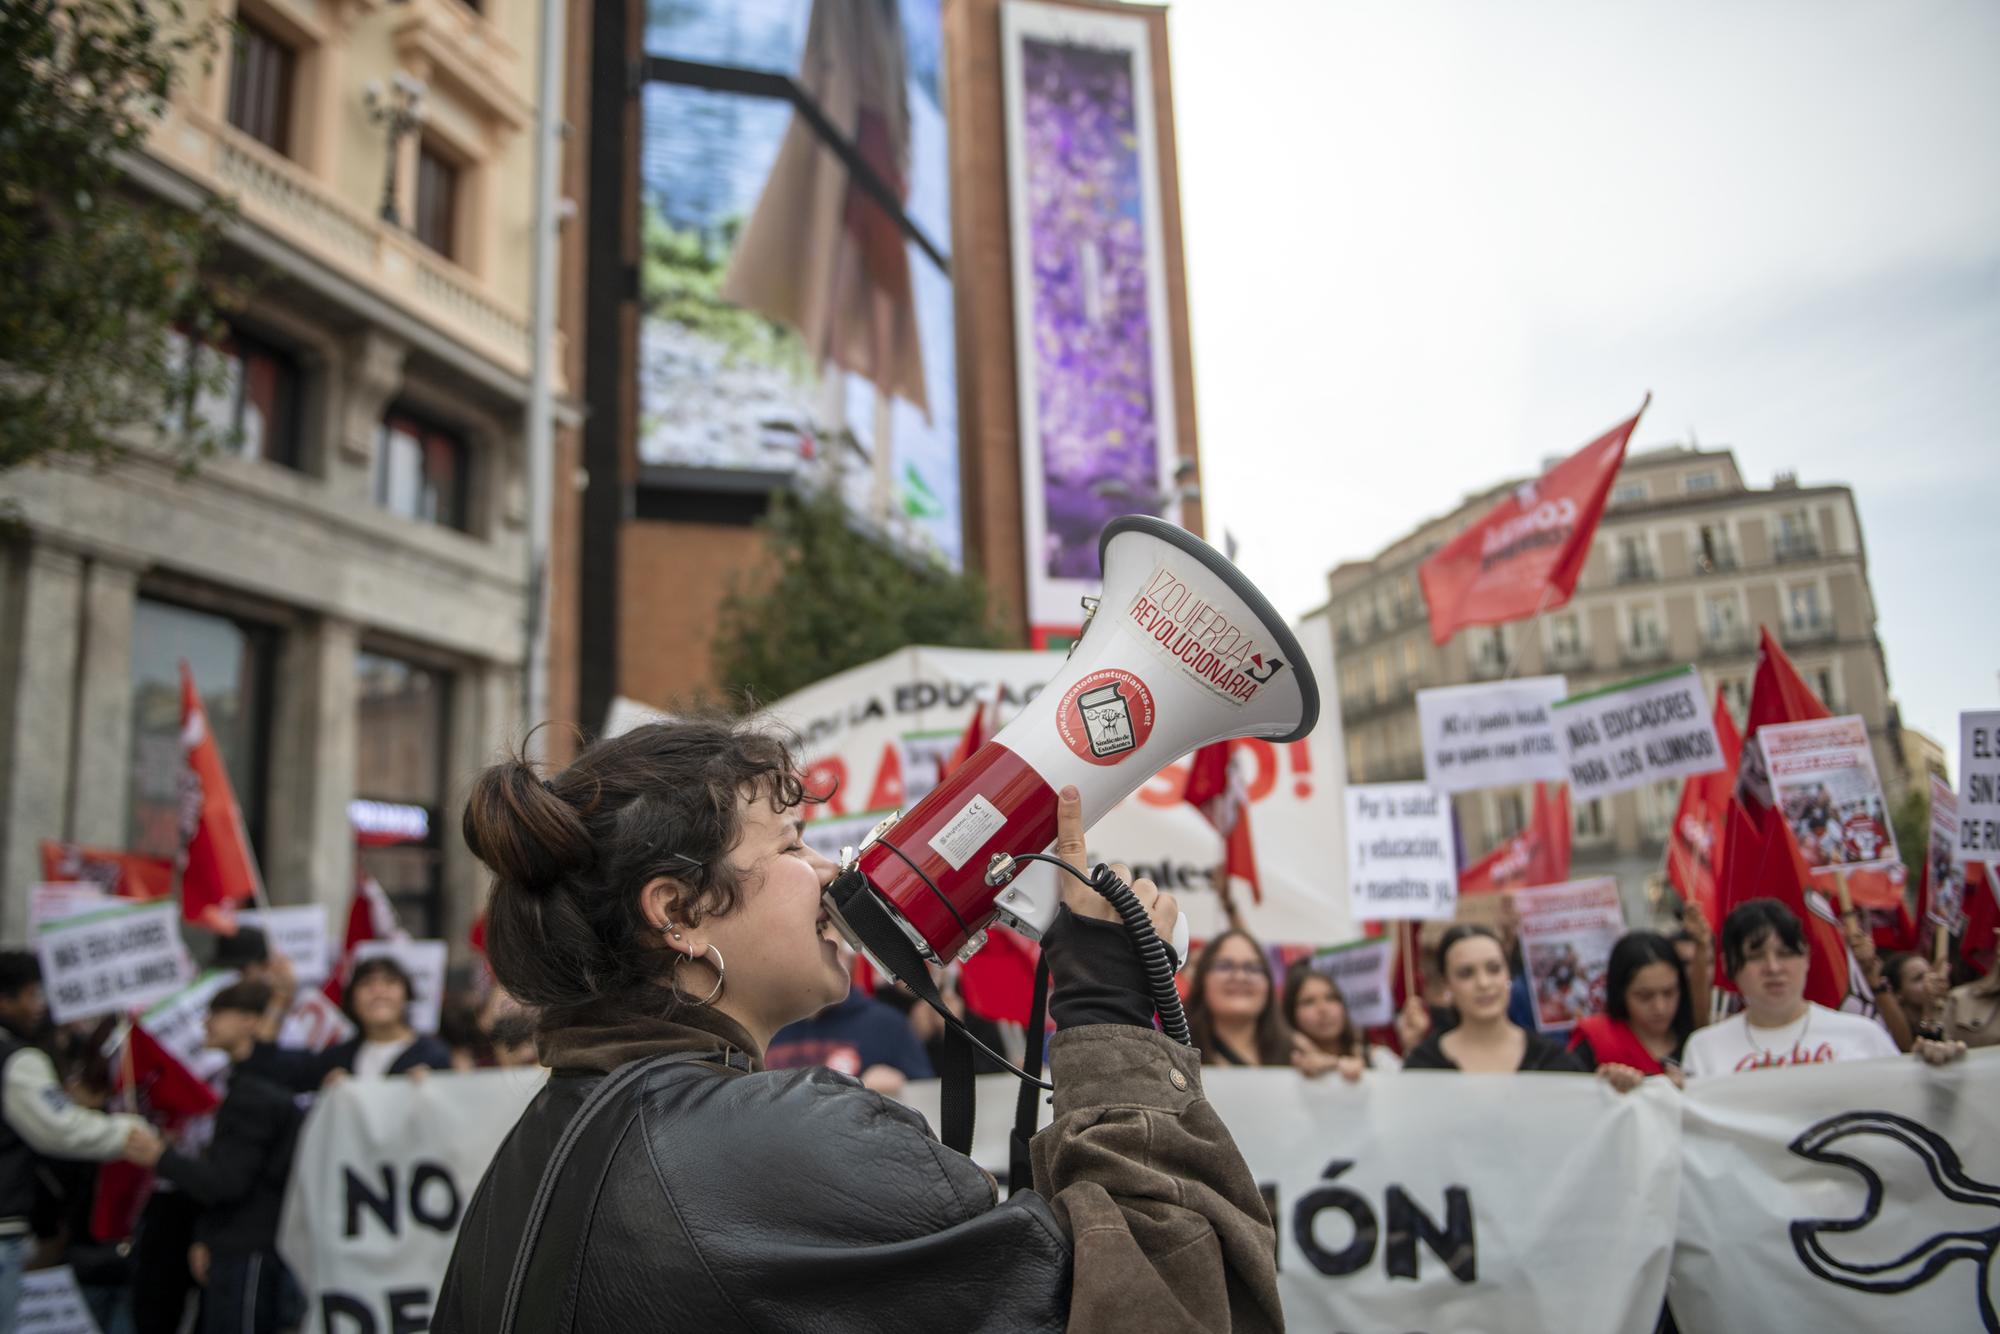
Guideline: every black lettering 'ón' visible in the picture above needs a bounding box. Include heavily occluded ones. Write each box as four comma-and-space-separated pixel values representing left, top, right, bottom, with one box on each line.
1293, 1161, 1377, 1277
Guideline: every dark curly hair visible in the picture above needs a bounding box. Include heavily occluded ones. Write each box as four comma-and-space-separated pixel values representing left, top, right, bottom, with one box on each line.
461, 717, 820, 1026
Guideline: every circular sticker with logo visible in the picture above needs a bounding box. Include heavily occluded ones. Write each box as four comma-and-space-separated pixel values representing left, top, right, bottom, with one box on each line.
1057, 669, 1157, 766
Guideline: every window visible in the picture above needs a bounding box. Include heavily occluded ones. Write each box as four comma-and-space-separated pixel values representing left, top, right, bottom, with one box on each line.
415, 140, 460, 259
1345, 733, 1364, 780
1702, 593, 1742, 646
1615, 534, 1655, 582
355, 652, 453, 936
1776, 510, 1817, 561
1718, 676, 1749, 721
128, 598, 276, 860
1493, 791, 1527, 840
227, 14, 294, 155
1401, 639, 1421, 682
1628, 603, 1665, 650
1683, 472, 1719, 494
170, 327, 302, 468
375, 408, 469, 530
1638, 779, 1679, 843
1786, 582, 1825, 631
1810, 667, 1837, 710
1372, 652, 1391, 698
1694, 523, 1735, 574
1611, 481, 1648, 506
1547, 612, 1583, 661
1470, 627, 1508, 675
1574, 797, 1607, 842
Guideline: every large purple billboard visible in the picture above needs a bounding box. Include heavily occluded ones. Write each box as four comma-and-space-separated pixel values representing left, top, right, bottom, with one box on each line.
1002, 1, 1180, 639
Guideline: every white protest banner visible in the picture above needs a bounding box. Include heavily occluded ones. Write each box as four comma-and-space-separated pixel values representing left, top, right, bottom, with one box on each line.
1925, 774, 1970, 937
902, 1069, 1679, 1334
1512, 878, 1626, 1033
1416, 676, 1568, 794
36, 900, 193, 1024
767, 633, 1355, 948
1345, 784, 1456, 921
1554, 664, 1723, 801
1759, 716, 1899, 878
279, 1068, 544, 1334
1304, 937, 1397, 1028
238, 905, 332, 988
133, 969, 239, 1083
28, 883, 117, 932
1673, 1053, 2000, 1332
1959, 710, 2000, 864
16, 1266, 102, 1333
350, 939, 448, 1035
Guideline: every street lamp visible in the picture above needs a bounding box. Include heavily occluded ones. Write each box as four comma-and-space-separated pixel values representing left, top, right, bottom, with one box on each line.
363, 73, 428, 227
1088, 458, 1202, 526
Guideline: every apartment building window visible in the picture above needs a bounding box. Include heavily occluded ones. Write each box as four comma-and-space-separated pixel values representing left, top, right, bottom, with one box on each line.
1626, 603, 1666, 656
172, 327, 303, 469
1614, 534, 1656, 583
415, 139, 460, 259
128, 597, 276, 860
1786, 581, 1826, 633
1470, 627, 1509, 677
1693, 522, 1736, 574
1345, 733, 1364, 781
1775, 509, 1818, 562
1638, 779, 1678, 843
1574, 797, 1608, 843
1547, 612, 1583, 665
1341, 662, 1366, 707
1684, 472, 1720, 494
355, 652, 452, 936
1491, 790, 1527, 841
1611, 481, 1648, 506
375, 407, 469, 530
1810, 666, 1838, 710
1718, 675, 1749, 721
1401, 639, 1421, 684
1702, 593, 1743, 649
227, 14, 295, 155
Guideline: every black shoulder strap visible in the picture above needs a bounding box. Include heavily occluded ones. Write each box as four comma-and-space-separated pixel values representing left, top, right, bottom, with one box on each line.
497, 1050, 731, 1334
1008, 952, 1052, 1197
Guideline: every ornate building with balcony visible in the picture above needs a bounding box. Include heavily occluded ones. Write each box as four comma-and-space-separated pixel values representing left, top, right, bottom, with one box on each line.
1310, 444, 1910, 911
0, 0, 588, 948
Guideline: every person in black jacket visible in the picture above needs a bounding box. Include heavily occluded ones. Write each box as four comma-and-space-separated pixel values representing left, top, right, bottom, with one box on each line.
126, 981, 304, 1334
240, 955, 450, 1093
434, 718, 1283, 1333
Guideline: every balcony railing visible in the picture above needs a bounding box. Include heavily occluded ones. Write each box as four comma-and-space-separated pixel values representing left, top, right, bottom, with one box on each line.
1774, 537, 1821, 564
1468, 653, 1512, 681
1546, 642, 1592, 672
1781, 618, 1838, 647
1614, 559, 1659, 585
1622, 637, 1671, 666
1692, 549, 1739, 576
1699, 627, 1754, 656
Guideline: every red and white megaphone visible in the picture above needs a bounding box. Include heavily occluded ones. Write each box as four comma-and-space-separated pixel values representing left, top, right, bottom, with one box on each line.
824, 515, 1319, 983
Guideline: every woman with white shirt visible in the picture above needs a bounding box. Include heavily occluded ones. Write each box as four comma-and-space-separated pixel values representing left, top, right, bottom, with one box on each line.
1682, 898, 1964, 1078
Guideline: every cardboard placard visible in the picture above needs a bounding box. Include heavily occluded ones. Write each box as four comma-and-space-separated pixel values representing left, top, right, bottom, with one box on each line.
1345, 784, 1457, 921
1554, 666, 1724, 801
37, 900, 193, 1024
1416, 676, 1568, 794
1958, 710, 2000, 864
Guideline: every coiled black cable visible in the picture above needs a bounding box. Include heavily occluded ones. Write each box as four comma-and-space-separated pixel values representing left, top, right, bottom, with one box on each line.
1007, 853, 1193, 1047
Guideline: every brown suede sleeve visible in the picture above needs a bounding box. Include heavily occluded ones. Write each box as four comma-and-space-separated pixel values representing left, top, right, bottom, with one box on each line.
1030, 1025, 1284, 1333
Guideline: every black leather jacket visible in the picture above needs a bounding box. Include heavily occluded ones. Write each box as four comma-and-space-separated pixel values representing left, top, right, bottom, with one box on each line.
435, 915, 1283, 1333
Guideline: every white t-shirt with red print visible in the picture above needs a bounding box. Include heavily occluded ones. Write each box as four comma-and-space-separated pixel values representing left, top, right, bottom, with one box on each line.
1682, 1002, 1898, 1079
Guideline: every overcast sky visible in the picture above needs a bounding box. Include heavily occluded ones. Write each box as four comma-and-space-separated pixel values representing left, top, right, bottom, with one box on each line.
1165, 0, 1999, 773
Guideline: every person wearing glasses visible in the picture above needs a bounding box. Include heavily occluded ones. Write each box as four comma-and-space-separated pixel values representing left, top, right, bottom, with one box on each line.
1184, 930, 1294, 1067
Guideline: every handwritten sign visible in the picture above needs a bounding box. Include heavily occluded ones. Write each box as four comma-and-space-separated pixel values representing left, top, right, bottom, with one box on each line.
237, 905, 332, 988
1305, 937, 1397, 1028
1345, 784, 1457, 921
1554, 666, 1723, 801
16, 1266, 101, 1333
1416, 676, 1568, 794
37, 900, 192, 1024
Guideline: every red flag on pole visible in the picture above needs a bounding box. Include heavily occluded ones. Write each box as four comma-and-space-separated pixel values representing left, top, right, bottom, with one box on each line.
39, 841, 173, 900
940, 702, 993, 781
176, 662, 262, 928
1754, 806, 1859, 1011
1667, 690, 1745, 930
324, 870, 403, 1004
1460, 783, 1570, 894
1184, 741, 1261, 903
1734, 626, 1829, 813
1418, 397, 1650, 646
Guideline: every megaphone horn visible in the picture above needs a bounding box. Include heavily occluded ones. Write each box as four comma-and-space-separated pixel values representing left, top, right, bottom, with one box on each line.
824, 515, 1319, 979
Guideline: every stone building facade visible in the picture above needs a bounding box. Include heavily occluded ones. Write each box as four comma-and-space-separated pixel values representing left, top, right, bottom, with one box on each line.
1314, 445, 1910, 910
0, 0, 589, 947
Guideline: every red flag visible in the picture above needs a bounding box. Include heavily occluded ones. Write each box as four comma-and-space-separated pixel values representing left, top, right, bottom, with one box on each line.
1710, 799, 1770, 993
39, 842, 173, 900
1184, 741, 1261, 903
1755, 806, 1855, 1011
116, 1022, 220, 1120
1666, 690, 1745, 928
1460, 784, 1570, 894
1418, 398, 1649, 645
1734, 626, 1829, 813
324, 870, 402, 1004
176, 662, 262, 927
941, 702, 993, 781
957, 926, 1042, 1027
1963, 866, 1998, 976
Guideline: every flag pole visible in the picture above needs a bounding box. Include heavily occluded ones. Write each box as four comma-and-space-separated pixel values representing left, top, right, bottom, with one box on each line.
1399, 921, 1418, 1003
1501, 584, 1556, 683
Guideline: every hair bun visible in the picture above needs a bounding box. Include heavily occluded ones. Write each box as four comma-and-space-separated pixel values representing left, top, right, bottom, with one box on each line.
462, 755, 594, 893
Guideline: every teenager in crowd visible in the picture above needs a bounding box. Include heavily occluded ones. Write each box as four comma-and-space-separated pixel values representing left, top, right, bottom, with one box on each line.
0, 954, 160, 1325
1881, 951, 1946, 1033
1185, 929, 1293, 1067
435, 720, 1280, 1331
765, 967, 935, 1096
1282, 960, 1395, 1080
1682, 898, 1966, 1078
1569, 932, 1696, 1090
127, 982, 305, 1334
1402, 926, 1584, 1072
243, 956, 449, 1091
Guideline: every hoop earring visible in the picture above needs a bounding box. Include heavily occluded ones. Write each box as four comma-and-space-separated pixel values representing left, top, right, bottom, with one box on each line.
671, 944, 725, 1006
